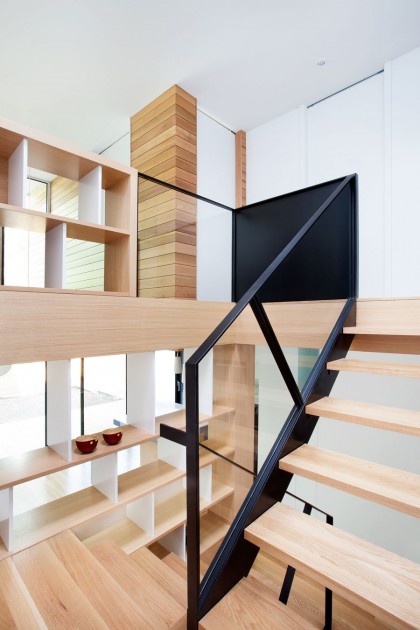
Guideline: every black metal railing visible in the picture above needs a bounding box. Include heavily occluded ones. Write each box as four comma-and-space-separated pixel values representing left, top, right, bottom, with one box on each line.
195, 296, 355, 624
167, 174, 357, 627
144, 171, 358, 627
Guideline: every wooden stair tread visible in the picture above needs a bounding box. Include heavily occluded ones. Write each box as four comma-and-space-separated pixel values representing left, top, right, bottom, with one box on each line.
245, 503, 420, 630
129, 546, 186, 607
161, 552, 209, 582
327, 358, 420, 378
279, 444, 420, 517
91, 539, 186, 629
0, 557, 46, 629
199, 575, 316, 629
47, 530, 149, 629
162, 553, 188, 579
12, 539, 108, 629
250, 551, 387, 630
306, 397, 420, 436
344, 326, 420, 336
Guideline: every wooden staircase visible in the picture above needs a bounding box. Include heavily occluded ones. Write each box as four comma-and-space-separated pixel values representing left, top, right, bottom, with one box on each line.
200, 325, 420, 628
0, 313, 419, 628
0, 530, 187, 629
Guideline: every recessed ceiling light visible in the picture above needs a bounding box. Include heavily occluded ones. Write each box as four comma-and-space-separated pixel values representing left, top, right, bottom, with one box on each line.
316, 58, 326, 67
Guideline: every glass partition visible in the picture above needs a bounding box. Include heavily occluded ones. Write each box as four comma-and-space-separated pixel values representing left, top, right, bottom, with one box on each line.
137, 174, 233, 300
198, 443, 254, 571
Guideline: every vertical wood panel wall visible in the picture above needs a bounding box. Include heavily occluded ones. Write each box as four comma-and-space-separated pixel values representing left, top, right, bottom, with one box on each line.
131, 85, 197, 298
235, 130, 246, 208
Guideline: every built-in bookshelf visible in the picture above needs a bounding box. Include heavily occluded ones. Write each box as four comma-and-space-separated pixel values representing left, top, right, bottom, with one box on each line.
0, 117, 137, 295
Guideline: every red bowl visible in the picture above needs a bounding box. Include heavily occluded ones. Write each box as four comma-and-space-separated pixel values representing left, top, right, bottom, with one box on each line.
75, 435, 98, 454
102, 428, 123, 445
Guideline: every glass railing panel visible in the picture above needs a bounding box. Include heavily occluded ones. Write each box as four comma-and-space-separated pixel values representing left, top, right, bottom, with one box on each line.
137, 174, 233, 301
234, 299, 347, 392
254, 344, 295, 472
197, 306, 295, 477
198, 444, 255, 572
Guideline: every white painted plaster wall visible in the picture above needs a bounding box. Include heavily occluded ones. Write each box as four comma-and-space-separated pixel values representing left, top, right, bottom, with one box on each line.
196, 110, 235, 301
246, 46, 420, 562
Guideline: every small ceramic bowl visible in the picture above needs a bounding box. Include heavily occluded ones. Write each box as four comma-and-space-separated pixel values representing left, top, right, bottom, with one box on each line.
102, 427, 123, 445
75, 434, 98, 454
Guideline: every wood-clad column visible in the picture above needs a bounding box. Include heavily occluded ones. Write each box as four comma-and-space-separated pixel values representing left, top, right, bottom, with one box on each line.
131, 85, 197, 298
235, 130, 246, 208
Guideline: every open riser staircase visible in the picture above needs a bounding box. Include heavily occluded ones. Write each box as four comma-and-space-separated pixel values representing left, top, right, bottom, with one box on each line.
0, 303, 419, 628
199, 317, 420, 629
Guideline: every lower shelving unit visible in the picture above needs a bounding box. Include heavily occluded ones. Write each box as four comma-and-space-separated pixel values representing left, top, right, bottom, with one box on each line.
0, 344, 237, 563
80, 480, 234, 554
0, 433, 236, 561
199, 511, 231, 555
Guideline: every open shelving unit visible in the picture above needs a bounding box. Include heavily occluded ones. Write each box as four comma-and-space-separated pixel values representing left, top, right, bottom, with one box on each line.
80, 479, 234, 555
0, 354, 236, 561
0, 117, 246, 570
0, 116, 137, 295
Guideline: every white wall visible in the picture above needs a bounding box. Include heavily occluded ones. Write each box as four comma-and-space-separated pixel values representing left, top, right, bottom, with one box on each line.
247, 106, 307, 204
246, 46, 420, 562
100, 132, 130, 165
196, 110, 235, 301
247, 46, 420, 300
389, 47, 420, 296
307, 74, 385, 298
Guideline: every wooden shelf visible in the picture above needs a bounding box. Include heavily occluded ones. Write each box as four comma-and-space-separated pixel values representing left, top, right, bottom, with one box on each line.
1, 446, 234, 559
71, 425, 158, 465
200, 511, 230, 555
156, 405, 234, 433
0, 285, 130, 297
0, 424, 234, 492
0, 117, 137, 296
118, 442, 234, 504
198, 440, 235, 466
0, 116, 134, 188
12, 486, 114, 556
0, 424, 156, 491
0, 203, 130, 244
118, 460, 185, 504
81, 481, 234, 554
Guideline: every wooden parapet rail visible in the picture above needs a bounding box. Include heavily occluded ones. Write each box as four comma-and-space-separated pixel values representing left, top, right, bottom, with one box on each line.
0, 291, 349, 365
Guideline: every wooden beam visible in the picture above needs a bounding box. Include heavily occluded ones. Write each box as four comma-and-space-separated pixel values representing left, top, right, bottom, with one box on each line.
235, 130, 246, 208
0, 293, 350, 364
0, 289, 235, 364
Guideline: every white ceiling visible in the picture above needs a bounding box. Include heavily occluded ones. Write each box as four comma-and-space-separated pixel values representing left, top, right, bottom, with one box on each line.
1, 0, 420, 153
